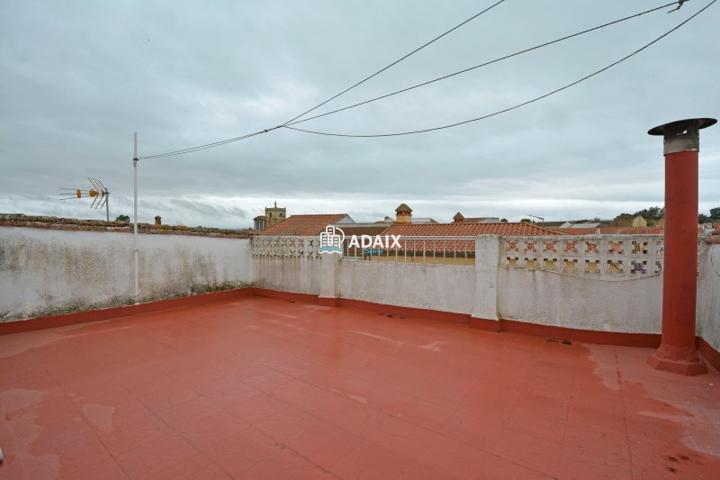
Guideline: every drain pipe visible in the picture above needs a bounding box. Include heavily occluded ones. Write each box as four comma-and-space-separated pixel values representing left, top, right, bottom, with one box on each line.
647, 117, 716, 375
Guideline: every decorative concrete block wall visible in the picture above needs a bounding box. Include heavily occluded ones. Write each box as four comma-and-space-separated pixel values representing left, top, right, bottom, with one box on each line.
251, 236, 322, 295
498, 235, 665, 333
252, 234, 720, 343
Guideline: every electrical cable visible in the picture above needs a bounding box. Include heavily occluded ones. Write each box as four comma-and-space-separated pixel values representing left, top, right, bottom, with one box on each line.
139, 0, 706, 157
140, 128, 279, 160
281, 0, 507, 125
285, 1, 682, 128
141, 0, 506, 159
283, 0, 715, 138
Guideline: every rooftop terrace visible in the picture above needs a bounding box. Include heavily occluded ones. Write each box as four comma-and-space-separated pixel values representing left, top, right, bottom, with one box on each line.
1, 294, 719, 479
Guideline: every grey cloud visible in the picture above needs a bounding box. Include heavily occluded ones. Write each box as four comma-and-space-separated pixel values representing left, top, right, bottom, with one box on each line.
1, 0, 719, 228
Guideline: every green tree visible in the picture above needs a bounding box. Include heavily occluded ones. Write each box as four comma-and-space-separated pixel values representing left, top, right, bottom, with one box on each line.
115, 214, 130, 222
520, 218, 532, 224
710, 207, 720, 221
699, 213, 711, 223
634, 206, 664, 221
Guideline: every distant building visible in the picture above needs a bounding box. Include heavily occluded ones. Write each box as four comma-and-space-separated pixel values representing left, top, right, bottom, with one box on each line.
393, 203, 437, 224
382, 221, 561, 237
254, 202, 287, 231
260, 213, 353, 236
555, 219, 611, 229
452, 212, 500, 223
612, 214, 647, 228
395, 203, 413, 224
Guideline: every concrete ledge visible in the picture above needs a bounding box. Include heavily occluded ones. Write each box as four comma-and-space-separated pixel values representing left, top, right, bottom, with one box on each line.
469, 317, 501, 331
0, 288, 254, 335
499, 319, 661, 348
698, 337, 720, 372
252, 288, 320, 304
337, 298, 471, 325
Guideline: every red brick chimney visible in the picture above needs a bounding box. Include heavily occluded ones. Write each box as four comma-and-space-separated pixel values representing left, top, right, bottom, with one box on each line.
395, 203, 412, 224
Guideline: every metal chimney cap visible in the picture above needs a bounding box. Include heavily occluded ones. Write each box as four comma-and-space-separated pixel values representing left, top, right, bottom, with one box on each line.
648, 117, 716, 136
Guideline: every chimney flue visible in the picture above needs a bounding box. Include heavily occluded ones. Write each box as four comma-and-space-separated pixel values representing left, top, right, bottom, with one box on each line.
647, 117, 716, 376
395, 203, 412, 224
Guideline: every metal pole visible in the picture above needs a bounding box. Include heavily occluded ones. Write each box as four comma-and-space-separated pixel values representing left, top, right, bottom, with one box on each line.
106, 193, 110, 222
133, 132, 139, 304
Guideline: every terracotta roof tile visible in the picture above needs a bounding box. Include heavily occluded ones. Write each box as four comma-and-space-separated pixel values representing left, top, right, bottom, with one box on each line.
381, 222, 561, 237
259, 214, 349, 236
373, 222, 559, 254
554, 227, 663, 235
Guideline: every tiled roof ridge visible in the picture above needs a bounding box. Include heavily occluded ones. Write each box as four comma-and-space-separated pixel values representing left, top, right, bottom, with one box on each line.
380, 221, 564, 236
0, 213, 252, 238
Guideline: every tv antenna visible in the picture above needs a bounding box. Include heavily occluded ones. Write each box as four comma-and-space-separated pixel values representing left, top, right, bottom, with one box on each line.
60, 177, 111, 221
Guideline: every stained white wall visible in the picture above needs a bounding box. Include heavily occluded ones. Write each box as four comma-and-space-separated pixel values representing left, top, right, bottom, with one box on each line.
498, 269, 662, 333
698, 244, 720, 352
0, 227, 253, 321
252, 257, 321, 295
337, 260, 475, 314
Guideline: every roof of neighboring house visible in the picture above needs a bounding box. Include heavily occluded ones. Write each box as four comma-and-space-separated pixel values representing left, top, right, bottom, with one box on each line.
333, 223, 389, 236
554, 227, 663, 235
599, 227, 662, 235
560, 222, 603, 228
260, 214, 351, 236
381, 222, 561, 237
412, 217, 438, 224
457, 217, 501, 223
367, 222, 558, 254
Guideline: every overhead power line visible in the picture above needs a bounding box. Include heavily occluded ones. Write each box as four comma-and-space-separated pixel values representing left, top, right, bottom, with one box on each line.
141, 0, 506, 159
281, 0, 507, 126
285, 1, 682, 127
141, 0, 708, 157
141, 128, 279, 160
283, 0, 716, 138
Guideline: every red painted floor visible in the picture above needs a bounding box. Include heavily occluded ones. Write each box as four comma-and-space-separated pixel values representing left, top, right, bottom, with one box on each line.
0, 296, 719, 479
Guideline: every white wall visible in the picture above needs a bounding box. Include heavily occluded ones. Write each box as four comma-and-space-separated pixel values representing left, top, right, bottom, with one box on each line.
497, 269, 662, 333
252, 257, 321, 295
5, 228, 717, 351
698, 244, 720, 351
0, 227, 253, 321
337, 260, 475, 314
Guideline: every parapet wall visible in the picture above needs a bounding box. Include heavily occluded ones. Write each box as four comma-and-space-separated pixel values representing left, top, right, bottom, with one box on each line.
2, 227, 718, 359
0, 226, 253, 321
251, 234, 720, 354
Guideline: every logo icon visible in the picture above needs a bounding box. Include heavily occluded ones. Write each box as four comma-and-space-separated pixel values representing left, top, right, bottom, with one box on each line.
319, 225, 345, 255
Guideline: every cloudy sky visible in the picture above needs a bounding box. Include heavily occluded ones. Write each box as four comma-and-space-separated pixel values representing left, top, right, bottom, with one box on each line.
1, 0, 719, 228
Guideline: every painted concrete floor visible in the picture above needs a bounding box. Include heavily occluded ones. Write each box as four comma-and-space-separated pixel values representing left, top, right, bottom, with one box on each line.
0, 296, 719, 480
